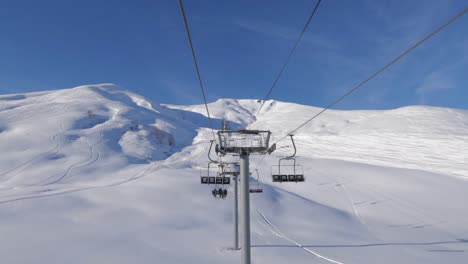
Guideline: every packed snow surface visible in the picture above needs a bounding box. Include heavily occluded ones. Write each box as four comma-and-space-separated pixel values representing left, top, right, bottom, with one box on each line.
0, 84, 467, 264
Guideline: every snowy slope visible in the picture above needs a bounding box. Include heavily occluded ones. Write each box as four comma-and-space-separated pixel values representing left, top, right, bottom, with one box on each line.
0, 84, 203, 187
169, 99, 468, 179
0, 84, 467, 264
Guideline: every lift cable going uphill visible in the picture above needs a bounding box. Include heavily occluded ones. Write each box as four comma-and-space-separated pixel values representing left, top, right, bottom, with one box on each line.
252, 7, 468, 171
272, 7, 468, 145
256, 0, 323, 116
178, 0, 217, 141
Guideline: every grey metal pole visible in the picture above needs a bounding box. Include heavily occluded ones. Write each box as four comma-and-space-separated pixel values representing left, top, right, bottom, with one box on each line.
233, 174, 239, 250
240, 153, 251, 264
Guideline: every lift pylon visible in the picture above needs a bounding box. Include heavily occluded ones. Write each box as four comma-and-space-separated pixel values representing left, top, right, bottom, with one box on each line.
216, 130, 275, 264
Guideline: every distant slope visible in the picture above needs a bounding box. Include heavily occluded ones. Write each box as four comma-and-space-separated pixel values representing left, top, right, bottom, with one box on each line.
167, 99, 468, 179
0, 84, 202, 187
2, 85, 466, 184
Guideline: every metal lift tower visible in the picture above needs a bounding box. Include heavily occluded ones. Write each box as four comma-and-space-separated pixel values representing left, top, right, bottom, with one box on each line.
222, 163, 241, 250
216, 130, 275, 264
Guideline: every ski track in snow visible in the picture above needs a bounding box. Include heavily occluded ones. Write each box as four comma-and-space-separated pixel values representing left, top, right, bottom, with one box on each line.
44, 133, 103, 185
325, 169, 463, 245
256, 207, 346, 264
0, 160, 160, 205
353, 181, 458, 239
322, 174, 428, 259
0, 127, 65, 185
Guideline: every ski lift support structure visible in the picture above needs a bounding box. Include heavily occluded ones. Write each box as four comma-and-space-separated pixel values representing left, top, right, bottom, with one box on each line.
199, 140, 242, 250
216, 129, 275, 264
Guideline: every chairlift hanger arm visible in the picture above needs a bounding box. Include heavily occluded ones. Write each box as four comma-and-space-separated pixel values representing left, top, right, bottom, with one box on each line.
208, 161, 216, 176
208, 140, 218, 163
285, 134, 297, 159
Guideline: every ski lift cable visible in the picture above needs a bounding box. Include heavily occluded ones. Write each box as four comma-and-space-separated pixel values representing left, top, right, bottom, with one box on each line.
178, 0, 217, 141
256, 0, 323, 116
252, 8, 467, 171
253, 154, 267, 173
271, 7, 467, 145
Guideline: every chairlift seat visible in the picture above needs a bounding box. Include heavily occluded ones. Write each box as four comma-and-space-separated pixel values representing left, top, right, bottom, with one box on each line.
209, 177, 216, 184
216, 177, 223, 184
223, 177, 230, 184
295, 175, 304, 182
250, 189, 263, 193
272, 174, 305, 183
201, 177, 208, 184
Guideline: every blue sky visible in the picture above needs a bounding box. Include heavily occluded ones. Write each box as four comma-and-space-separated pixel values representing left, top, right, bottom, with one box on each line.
0, 0, 466, 110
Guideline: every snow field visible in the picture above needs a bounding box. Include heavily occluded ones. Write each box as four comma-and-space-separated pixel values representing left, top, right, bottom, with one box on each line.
0, 84, 467, 263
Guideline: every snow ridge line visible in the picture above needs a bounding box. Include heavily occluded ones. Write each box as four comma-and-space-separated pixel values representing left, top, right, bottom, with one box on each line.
256, 208, 345, 264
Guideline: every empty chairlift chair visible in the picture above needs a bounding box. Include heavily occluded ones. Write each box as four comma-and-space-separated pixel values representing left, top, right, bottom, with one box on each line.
250, 169, 263, 193
271, 135, 305, 183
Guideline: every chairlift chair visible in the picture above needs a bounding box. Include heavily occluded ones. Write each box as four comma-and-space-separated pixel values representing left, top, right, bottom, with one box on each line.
271, 135, 305, 183
200, 161, 217, 185
250, 169, 263, 193
200, 163, 229, 198
199, 141, 231, 198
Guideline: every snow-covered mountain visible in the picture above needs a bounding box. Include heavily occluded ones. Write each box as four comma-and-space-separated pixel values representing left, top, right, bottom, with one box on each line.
0, 84, 467, 264
168, 97, 468, 179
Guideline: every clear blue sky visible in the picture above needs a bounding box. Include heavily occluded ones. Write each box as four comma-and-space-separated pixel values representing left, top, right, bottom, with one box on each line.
0, 0, 466, 109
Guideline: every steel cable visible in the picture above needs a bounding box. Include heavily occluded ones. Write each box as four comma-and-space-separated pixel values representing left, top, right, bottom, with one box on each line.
178, 0, 217, 140
256, 0, 323, 116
